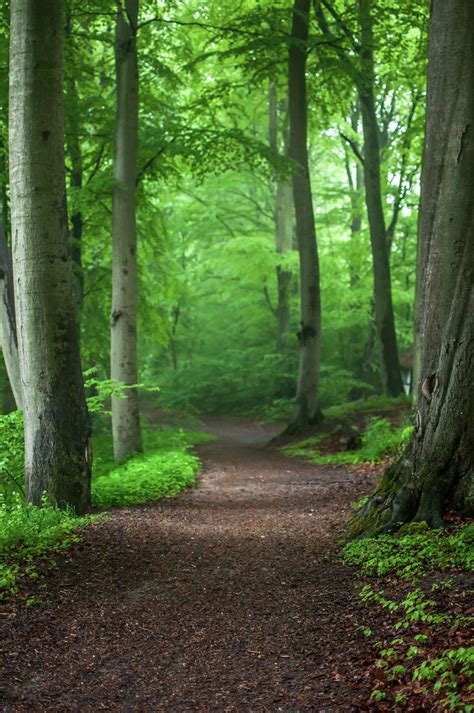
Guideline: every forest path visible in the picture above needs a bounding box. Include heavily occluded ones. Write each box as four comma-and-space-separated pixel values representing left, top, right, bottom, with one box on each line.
1, 417, 378, 712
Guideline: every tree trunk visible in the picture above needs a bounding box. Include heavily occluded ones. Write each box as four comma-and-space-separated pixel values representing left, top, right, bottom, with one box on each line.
358, 0, 404, 397
0, 229, 22, 409
286, 0, 322, 431
111, 0, 142, 462
352, 0, 474, 536
269, 82, 293, 354
65, 13, 84, 314
9, 0, 91, 512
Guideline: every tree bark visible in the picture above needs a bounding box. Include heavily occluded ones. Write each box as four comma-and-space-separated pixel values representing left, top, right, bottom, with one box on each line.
286, 0, 322, 431
0, 228, 22, 409
111, 0, 142, 462
65, 11, 84, 313
357, 0, 404, 397
269, 82, 293, 354
9, 0, 91, 512
352, 0, 474, 535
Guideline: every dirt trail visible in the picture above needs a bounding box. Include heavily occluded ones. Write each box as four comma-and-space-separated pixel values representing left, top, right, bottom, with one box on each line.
1, 417, 378, 712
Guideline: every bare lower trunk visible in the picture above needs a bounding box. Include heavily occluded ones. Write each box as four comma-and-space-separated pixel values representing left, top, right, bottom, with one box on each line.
352, 0, 474, 536
358, 0, 404, 397
287, 0, 322, 431
9, 0, 91, 512
111, 0, 142, 462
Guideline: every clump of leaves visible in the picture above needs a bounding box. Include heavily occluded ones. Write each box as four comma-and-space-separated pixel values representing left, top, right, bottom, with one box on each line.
343, 523, 474, 578
93, 448, 199, 507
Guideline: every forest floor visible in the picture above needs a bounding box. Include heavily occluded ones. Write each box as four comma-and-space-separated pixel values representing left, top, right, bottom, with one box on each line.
1, 416, 405, 711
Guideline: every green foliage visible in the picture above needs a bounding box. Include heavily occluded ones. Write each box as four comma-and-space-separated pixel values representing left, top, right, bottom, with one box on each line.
413, 648, 474, 710
0, 411, 25, 499
323, 395, 411, 421
343, 523, 474, 578
0, 493, 92, 598
345, 524, 473, 709
283, 416, 413, 466
92, 427, 213, 507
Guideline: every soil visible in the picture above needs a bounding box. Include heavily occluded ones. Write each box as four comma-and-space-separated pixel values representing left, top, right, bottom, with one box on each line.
1, 416, 384, 712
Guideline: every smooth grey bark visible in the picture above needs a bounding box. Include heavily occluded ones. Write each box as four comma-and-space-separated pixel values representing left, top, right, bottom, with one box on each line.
0, 228, 22, 409
357, 0, 404, 397
268, 82, 293, 354
342, 107, 364, 287
9, 0, 91, 512
352, 0, 474, 535
287, 0, 322, 430
111, 0, 142, 462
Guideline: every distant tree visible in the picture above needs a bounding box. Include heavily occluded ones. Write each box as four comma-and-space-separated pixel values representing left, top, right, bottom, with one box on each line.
9, 0, 91, 511
287, 0, 322, 431
352, 0, 474, 534
111, 0, 142, 462
268, 81, 293, 356
0, 227, 22, 410
357, 0, 404, 396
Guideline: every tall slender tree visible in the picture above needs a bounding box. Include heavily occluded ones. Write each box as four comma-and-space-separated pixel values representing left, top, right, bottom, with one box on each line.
353, 0, 474, 534
357, 0, 404, 396
287, 0, 322, 431
111, 0, 142, 462
269, 82, 293, 355
9, 0, 91, 511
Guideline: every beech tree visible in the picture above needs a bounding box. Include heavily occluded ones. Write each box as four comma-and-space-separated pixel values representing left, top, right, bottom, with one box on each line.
287, 0, 322, 430
352, 0, 474, 534
111, 0, 142, 462
9, 0, 91, 511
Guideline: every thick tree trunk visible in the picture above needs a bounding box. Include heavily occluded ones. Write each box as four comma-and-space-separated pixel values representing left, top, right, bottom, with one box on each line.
352, 0, 474, 536
0, 229, 22, 409
269, 82, 293, 354
286, 0, 322, 431
358, 0, 404, 397
9, 0, 91, 512
111, 0, 142, 462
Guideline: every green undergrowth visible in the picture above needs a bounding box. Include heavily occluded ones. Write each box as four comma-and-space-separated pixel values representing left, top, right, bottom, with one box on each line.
0, 494, 93, 600
283, 416, 413, 466
343, 523, 474, 709
344, 522, 474, 578
91, 426, 213, 507
324, 394, 411, 421
0, 410, 212, 598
